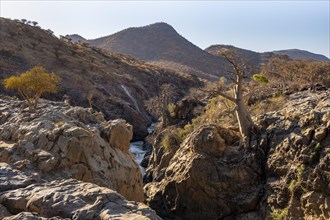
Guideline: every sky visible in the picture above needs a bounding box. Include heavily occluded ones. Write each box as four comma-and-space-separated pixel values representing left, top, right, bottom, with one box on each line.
1, 1, 329, 58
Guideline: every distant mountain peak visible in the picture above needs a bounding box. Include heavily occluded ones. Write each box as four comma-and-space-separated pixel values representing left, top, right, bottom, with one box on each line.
146, 22, 174, 29
130, 22, 177, 34
83, 22, 227, 81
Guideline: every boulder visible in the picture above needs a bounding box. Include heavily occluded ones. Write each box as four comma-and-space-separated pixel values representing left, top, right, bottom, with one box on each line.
99, 119, 133, 152
144, 124, 262, 219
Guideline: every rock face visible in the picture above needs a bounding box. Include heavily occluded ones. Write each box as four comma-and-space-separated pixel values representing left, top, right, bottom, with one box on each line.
145, 124, 263, 219
0, 96, 144, 203
144, 90, 330, 219
258, 90, 330, 219
0, 174, 160, 220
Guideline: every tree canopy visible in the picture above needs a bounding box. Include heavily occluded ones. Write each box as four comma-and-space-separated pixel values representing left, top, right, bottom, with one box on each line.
3, 66, 61, 112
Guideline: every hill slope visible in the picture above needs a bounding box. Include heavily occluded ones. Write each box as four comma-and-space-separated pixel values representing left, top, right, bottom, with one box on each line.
206, 45, 329, 66
0, 17, 200, 140
68, 22, 228, 81
273, 49, 330, 61
205, 44, 276, 67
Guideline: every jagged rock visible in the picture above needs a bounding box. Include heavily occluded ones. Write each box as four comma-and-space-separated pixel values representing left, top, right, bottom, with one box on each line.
0, 178, 160, 220
144, 126, 180, 182
145, 124, 262, 219
261, 90, 330, 220
0, 97, 143, 202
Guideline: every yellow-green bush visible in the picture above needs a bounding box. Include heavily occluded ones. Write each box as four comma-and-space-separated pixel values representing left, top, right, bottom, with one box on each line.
2, 66, 61, 112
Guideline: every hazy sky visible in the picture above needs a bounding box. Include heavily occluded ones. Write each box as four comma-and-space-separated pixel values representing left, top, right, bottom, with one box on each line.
1, 1, 329, 57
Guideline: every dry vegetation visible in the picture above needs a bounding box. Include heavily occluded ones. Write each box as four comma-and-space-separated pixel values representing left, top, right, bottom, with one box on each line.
0, 17, 201, 138
155, 54, 329, 148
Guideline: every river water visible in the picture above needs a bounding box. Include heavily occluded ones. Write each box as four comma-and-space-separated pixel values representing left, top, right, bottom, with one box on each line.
129, 123, 156, 176
129, 141, 146, 175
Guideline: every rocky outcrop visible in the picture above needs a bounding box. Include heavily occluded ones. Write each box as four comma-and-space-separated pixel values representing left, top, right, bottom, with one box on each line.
145, 124, 263, 219
258, 90, 330, 219
0, 96, 143, 202
0, 165, 160, 220
144, 90, 330, 219
144, 126, 181, 183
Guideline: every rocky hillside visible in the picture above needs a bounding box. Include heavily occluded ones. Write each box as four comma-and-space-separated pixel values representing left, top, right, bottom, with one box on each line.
68, 23, 228, 81
144, 90, 330, 219
273, 49, 330, 61
0, 96, 160, 219
0, 17, 200, 140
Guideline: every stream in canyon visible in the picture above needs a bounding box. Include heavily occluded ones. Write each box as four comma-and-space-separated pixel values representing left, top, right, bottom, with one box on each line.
129, 122, 156, 176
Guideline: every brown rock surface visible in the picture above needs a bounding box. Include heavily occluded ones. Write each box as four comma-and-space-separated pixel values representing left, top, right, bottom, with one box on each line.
0, 96, 143, 202
145, 124, 262, 219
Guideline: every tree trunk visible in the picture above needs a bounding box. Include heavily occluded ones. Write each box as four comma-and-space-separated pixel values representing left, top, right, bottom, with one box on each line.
234, 75, 255, 147
235, 101, 255, 146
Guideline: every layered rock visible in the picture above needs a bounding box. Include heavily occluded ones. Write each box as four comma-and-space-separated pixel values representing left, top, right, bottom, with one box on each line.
0, 96, 144, 202
0, 165, 160, 220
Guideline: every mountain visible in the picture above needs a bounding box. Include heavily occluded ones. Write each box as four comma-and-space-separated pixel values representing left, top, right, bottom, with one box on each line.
0, 17, 200, 140
272, 49, 329, 61
206, 45, 329, 66
205, 44, 276, 67
68, 22, 228, 81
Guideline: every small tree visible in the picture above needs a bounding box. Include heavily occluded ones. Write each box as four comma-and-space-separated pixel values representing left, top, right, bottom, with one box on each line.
145, 83, 178, 128
2, 66, 61, 112
211, 51, 256, 148
32, 21, 38, 26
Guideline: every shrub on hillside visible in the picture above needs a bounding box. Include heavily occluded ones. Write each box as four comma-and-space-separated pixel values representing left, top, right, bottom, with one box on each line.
2, 66, 61, 112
